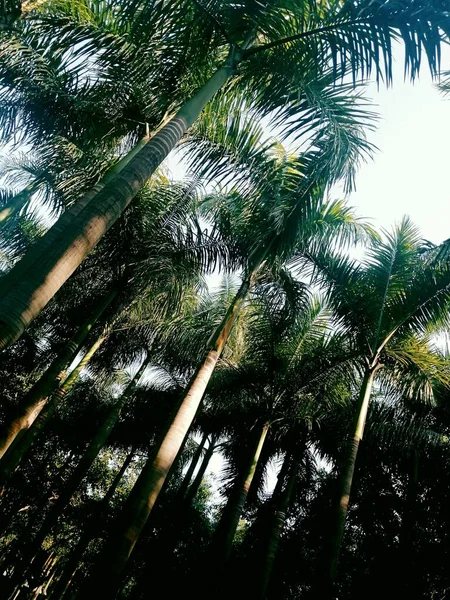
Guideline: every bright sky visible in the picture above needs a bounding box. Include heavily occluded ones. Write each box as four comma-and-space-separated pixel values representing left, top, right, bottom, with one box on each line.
334, 50, 450, 245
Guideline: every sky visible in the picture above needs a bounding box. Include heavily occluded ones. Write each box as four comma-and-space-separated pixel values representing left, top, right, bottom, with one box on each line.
334, 54, 450, 245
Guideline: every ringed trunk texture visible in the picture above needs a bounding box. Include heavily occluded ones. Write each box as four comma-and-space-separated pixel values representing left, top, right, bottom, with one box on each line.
212, 422, 270, 574
256, 452, 299, 599
328, 365, 378, 584
51, 446, 136, 600
78, 276, 250, 599
0, 290, 117, 463
0, 62, 236, 350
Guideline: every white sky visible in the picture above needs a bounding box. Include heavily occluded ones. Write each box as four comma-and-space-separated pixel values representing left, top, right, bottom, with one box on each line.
334, 49, 450, 245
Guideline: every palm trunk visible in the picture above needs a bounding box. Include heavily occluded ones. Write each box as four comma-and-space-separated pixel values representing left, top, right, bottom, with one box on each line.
0, 57, 238, 350
0, 309, 114, 489
0, 186, 33, 224
212, 422, 270, 574
0, 136, 151, 294
176, 432, 208, 499
78, 275, 250, 599
0, 290, 117, 463
257, 452, 299, 599
6, 358, 149, 593
51, 446, 136, 600
128, 435, 218, 600
328, 365, 379, 584
184, 435, 217, 506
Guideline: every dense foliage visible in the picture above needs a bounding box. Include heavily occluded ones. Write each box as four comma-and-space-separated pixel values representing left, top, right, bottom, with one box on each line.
1, 1, 450, 599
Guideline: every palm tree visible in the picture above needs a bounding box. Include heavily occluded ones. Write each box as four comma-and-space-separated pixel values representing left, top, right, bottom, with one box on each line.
204, 289, 357, 588
303, 217, 450, 587
77, 133, 374, 596
0, 0, 447, 348
0, 178, 228, 475
2, 356, 150, 599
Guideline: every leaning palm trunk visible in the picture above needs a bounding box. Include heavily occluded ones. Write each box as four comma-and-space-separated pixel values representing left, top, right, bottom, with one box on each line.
176, 432, 209, 500
0, 290, 117, 463
328, 365, 380, 584
128, 434, 217, 600
0, 321, 113, 492
0, 57, 238, 350
4, 358, 148, 597
256, 451, 299, 599
0, 136, 151, 294
78, 276, 250, 599
211, 422, 270, 575
184, 434, 217, 505
51, 446, 136, 600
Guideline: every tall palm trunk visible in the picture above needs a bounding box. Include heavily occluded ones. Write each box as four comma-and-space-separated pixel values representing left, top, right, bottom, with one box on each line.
0, 315, 114, 490
212, 422, 270, 574
256, 451, 299, 599
5, 358, 149, 596
51, 446, 136, 600
184, 434, 217, 505
128, 434, 218, 600
0, 55, 238, 350
328, 364, 380, 584
176, 432, 208, 500
78, 275, 250, 599
0, 136, 151, 294
0, 290, 117, 463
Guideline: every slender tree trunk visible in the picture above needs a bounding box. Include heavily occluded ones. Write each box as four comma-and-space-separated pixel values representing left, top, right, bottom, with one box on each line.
0, 57, 238, 350
328, 364, 380, 585
184, 435, 217, 506
0, 290, 117, 462
212, 422, 270, 574
0, 312, 114, 489
4, 358, 149, 595
78, 275, 250, 599
0, 186, 33, 224
176, 432, 208, 500
256, 451, 299, 599
51, 446, 136, 600
129, 435, 218, 600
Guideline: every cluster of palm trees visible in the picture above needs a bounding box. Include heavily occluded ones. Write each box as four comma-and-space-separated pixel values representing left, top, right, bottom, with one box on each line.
1, 1, 450, 598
